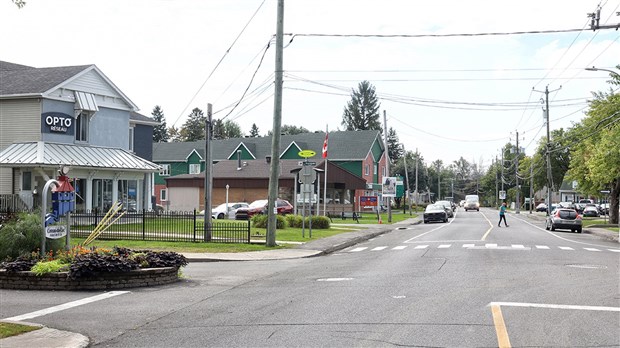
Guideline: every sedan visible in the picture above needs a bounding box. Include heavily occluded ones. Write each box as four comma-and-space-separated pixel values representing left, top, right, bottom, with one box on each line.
235, 199, 293, 220
424, 204, 448, 224
535, 203, 548, 212
435, 200, 454, 218
203, 202, 249, 219
545, 208, 582, 233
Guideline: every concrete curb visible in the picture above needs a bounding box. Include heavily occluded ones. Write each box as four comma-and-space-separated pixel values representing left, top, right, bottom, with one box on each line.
0, 321, 89, 348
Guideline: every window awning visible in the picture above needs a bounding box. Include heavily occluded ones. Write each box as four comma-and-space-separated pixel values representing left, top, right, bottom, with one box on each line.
74, 91, 99, 112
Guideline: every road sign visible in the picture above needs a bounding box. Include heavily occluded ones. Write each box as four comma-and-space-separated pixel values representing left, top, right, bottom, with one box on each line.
304, 161, 317, 166
499, 190, 506, 199
46, 225, 67, 239
298, 150, 316, 158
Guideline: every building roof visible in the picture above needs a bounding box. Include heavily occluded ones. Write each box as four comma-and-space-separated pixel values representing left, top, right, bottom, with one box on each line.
152, 130, 383, 162
167, 159, 302, 180
130, 111, 160, 126
0, 142, 160, 172
0, 61, 92, 96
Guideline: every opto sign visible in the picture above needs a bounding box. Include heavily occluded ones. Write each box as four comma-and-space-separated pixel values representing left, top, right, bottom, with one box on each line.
41, 112, 74, 135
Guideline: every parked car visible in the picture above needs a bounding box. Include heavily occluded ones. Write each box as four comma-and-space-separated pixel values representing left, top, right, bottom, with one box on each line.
600, 203, 609, 215
235, 199, 293, 220
424, 204, 448, 224
201, 202, 249, 219
582, 205, 600, 217
535, 203, 548, 212
545, 208, 582, 233
435, 200, 454, 218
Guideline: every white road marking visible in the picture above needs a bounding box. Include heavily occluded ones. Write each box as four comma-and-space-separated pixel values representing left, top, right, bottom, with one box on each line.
371, 246, 387, 251
349, 247, 367, 252
609, 249, 620, 253
535, 245, 550, 249
437, 244, 451, 249
403, 217, 456, 242
4, 291, 130, 321
486, 243, 498, 248
317, 278, 353, 282
392, 245, 407, 250
463, 244, 475, 248
489, 301, 620, 312
512, 244, 525, 249
583, 248, 601, 252
414, 245, 429, 249
558, 246, 574, 251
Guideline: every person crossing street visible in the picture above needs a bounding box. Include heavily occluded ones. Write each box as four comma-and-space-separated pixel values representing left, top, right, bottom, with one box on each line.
498, 202, 509, 227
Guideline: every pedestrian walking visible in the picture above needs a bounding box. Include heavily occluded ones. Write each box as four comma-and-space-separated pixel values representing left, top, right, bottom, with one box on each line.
498, 202, 509, 227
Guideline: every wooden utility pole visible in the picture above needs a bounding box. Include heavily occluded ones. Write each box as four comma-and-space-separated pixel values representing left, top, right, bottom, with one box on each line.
383, 111, 391, 222
266, 0, 284, 247
204, 104, 213, 241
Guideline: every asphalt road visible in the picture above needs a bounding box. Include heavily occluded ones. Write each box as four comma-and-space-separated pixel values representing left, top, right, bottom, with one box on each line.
2, 208, 619, 347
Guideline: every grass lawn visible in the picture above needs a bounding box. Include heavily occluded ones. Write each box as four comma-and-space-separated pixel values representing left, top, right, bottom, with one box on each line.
330, 211, 417, 225
0, 322, 40, 339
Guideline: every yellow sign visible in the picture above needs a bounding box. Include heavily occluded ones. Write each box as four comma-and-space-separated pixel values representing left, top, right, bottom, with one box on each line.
298, 150, 316, 158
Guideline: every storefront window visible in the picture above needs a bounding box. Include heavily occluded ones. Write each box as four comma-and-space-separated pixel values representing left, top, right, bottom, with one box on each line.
21, 171, 32, 190
75, 111, 90, 142
92, 179, 113, 212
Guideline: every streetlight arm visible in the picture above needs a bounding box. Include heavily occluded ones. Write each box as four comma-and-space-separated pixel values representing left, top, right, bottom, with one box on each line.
585, 66, 620, 78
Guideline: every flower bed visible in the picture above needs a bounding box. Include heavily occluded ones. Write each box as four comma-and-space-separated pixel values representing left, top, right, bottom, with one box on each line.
0, 246, 187, 291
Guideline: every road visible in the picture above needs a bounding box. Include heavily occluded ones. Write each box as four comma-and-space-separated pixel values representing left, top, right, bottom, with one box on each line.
2, 208, 619, 347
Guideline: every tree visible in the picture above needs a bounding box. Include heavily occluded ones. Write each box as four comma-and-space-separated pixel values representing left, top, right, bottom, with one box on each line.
249, 123, 260, 137
168, 126, 181, 142
393, 151, 429, 203
12, 0, 25, 8
567, 73, 620, 224
267, 124, 309, 136
341, 80, 381, 131
213, 119, 243, 139
178, 107, 205, 142
386, 127, 403, 162
151, 105, 169, 142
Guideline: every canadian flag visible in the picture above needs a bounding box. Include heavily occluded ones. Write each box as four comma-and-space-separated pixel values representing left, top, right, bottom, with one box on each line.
322, 132, 328, 158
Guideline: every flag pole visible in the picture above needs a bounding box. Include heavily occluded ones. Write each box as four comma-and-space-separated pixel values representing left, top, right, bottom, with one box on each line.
323, 125, 328, 216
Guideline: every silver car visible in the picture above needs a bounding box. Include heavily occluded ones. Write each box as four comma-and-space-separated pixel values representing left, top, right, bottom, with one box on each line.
545, 208, 582, 233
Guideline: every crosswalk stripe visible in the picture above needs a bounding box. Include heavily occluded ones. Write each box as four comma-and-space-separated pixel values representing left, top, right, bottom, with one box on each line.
583, 248, 601, 252
485, 243, 498, 248
512, 244, 525, 249
371, 246, 387, 251
536, 245, 550, 249
609, 249, 620, 253
463, 244, 475, 248
392, 246, 407, 250
349, 247, 367, 252
437, 244, 451, 249
558, 246, 574, 251
414, 245, 428, 249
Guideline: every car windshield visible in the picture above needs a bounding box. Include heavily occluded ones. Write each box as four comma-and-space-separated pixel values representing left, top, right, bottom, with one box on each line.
249, 200, 268, 208
426, 204, 443, 212
213, 203, 228, 210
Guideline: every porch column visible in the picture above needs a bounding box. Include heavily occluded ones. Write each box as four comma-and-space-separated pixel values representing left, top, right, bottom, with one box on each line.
85, 177, 93, 212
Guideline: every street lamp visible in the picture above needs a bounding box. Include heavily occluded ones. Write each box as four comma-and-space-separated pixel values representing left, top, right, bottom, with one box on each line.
225, 184, 230, 219
585, 66, 620, 78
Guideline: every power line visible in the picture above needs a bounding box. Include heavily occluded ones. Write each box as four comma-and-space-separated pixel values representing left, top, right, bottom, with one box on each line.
171, 0, 267, 127
285, 28, 588, 39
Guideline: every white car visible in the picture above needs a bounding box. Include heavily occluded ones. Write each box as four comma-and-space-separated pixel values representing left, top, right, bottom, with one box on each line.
201, 202, 249, 219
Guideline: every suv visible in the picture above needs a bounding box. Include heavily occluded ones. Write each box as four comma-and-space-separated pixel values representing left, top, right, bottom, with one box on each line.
545, 208, 582, 233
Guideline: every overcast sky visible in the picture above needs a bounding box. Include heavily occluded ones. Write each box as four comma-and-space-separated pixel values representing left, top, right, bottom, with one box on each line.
1, 0, 619, 166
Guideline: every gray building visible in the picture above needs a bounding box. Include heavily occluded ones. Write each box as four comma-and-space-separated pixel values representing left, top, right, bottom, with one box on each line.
0, 61, 159, 212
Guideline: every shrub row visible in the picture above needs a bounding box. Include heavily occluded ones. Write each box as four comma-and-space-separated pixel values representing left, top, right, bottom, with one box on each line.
250, 214, 330, 229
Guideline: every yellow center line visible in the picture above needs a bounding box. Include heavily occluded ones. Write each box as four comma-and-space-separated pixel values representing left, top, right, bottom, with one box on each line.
491, 305, 512, 348
479, 211, 493, 241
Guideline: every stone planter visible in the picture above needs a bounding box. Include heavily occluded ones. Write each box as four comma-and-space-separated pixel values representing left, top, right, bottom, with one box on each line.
0, 267, 180, 290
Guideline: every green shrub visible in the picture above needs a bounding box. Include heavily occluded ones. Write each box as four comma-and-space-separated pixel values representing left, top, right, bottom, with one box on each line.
0, 212, 64, 260
31, 259, 68, 276
251, 214, 287, 229
285, 215, 303, 228
307, 216, 330, 229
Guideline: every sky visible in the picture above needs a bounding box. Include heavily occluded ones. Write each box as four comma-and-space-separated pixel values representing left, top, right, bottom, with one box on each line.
1, 0, 619, 167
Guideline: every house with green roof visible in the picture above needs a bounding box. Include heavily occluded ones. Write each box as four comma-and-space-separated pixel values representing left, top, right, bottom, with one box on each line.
152, 130, 388, 212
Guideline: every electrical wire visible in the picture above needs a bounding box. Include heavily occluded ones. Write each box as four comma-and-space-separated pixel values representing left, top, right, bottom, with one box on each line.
171, 0, 267, 127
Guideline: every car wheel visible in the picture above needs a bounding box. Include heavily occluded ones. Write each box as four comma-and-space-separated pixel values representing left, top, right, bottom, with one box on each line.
576, 228, 582, 233
550, 224, 555, 231
424, 220, 428, 224
476, 209, 479, 212
217, 213, 225, 219
444, 218, 448, 223
545, 221, 549, 230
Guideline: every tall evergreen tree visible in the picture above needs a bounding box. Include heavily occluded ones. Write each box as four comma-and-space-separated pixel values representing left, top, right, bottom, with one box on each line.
249, 123, 260, 137
386, 127, 403, 162
151, 105, 169, 142
179, 107, 205, 142
341, 80, 382, 131
168, 126, 181, 142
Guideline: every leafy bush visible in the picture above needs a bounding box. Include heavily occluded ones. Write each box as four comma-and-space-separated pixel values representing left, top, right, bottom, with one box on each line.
145, 251, 188, 268
31, 260, 68, 276
285, 215, 303, 228
307, 216, 330, 229
0, 212, 64, 260
251, 214, 287, 229
0, 257, 37, 273
68, 253, 139, 279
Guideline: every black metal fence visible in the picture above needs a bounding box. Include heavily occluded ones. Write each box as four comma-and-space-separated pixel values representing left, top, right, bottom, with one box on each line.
67, 210, 251, 244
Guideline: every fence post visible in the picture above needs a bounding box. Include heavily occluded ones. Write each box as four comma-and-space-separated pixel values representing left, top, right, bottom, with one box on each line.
142, 209, 146, 240
247, 220, 251, 244
193, 210, 197, 242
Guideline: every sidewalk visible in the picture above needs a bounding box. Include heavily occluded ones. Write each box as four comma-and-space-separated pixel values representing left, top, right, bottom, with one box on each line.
0, 217, 421, 348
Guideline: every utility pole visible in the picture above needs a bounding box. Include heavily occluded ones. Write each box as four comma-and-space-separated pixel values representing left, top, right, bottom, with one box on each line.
437, 162, 441, 201
204, 103, 213, 241
534, 85, 561, 215
501, 150, 504, 193
530, 159, 534, 214
415, 148, 419, 204
402, 144, 411, 215
266, 0, 284, 247
494, 157, 498, 208
383, 111, 392, 222
515, 130, 520, 214
588, 6, 620, 31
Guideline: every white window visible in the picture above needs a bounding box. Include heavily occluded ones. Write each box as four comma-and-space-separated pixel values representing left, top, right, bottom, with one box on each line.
364, 164, 369, 176
374, 164, 378, 175
75, 111, 90, 142
128, 126, 134, 152
160, 164, 170, 176
189, 164, 201, 174
160, 189, 168, 201
382, 166, 386, 177
22, 171, 32, 191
